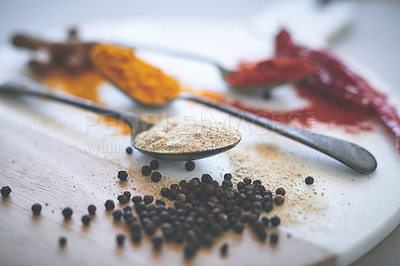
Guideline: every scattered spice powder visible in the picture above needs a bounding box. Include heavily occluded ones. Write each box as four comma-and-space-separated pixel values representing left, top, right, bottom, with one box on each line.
275, 29, 400, 152
225, 57, 314, 88
227, 143, 327, 226
90, 43, 182, 105
134, 117, 241, 153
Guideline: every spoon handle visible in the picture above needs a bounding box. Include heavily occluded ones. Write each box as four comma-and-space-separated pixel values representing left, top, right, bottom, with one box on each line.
125, 43, 231, 78
181, 93, 377, 174
0, 78, 140, 130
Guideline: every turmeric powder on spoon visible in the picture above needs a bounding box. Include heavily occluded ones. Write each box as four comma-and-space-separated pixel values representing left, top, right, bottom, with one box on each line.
90, 43, 181, 105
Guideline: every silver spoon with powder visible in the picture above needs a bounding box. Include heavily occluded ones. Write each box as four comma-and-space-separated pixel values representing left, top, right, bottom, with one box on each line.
0, 77, 241, 160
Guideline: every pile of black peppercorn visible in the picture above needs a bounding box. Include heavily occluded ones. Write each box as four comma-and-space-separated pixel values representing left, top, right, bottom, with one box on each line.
115, 173, 283, 258
22, 163, 285, 257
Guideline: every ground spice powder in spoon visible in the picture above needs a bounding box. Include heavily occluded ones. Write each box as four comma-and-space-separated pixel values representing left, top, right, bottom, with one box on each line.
134, 117, 241, 153
90, 43, 182, 105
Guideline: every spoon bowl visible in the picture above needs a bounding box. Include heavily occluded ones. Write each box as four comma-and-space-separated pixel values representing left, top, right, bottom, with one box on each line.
0, 77, 242, 161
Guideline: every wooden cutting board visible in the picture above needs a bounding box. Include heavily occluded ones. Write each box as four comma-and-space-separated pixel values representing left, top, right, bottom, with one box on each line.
0, 119, 335, 266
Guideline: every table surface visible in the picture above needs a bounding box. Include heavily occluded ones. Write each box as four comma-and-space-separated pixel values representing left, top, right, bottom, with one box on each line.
0, 0, 399, 265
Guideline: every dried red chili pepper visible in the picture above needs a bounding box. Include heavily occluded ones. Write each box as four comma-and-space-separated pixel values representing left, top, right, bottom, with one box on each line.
225, 57, 314, 88
275, 29, 400, 153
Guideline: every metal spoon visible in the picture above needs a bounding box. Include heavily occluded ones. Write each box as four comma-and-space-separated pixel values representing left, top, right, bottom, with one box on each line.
0, 77, 241, 160
0, 78, 377, 174
110, 82, 377, 174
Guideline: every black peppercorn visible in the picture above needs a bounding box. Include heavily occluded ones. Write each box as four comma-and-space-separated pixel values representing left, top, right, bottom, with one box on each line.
275, 187, 286, 196
144, 222, 156, 235
270, 215, 281, 227
160, 188, 170, 198
123, 206, 132, 213
143, 195, 154, 204
220, 243, 228, 256
113, 210, 123, 221
240, 214, 249, 223
152, 235, 163, 249
170, 184, 180, 192
141, 165, 152, 176
62, 207, 73, 220
261, 216, 269, 227
123, 191, 131, 200
184, 241, 199, 258
146, 204, 156, 212
248, 213, 258, 225
59, 237, 67, 247
116, 234, 125, 246
135, 202, 146, 212
155, 198, 165, 206
305, 176, 314, 185
243, 177, 251, 185
263, 200, 273, 212
0, 186, 12, 197
117, 195, 129, 204
150, 159, 160, 170
131, 195, 142, 204
31, 203, 42, 215
201, 174, 213, 184
262, 190, 273, 197
185, 161, 195, 171
211, 180, 219, 188
202, 234, 213, 247
151, 171, 162, 182
179, 180, 188, 187
223, 173, 232, 180
117, 170, 128, 181
274, 195, 285, 205
270, 233, 279, 244
131, 231, 142, 243
162, 223, 174, 240
222, 179, 233, 189
88, 204, 96, 215
105, 200, 115, 211
125, 146, 133, 155
129, 221, 141, 232
257, 229, 267, 241
237, 182, 245, 190
233, 222, 244, 233
82, 215, 91, 225
253, 180, 261, 187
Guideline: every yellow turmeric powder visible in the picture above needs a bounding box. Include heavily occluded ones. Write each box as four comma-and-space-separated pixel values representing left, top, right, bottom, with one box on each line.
90, 43, 182, 105
36, 67, 131, 135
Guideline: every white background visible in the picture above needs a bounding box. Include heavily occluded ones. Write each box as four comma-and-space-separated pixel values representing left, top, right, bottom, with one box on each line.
0, 0, 399, 265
